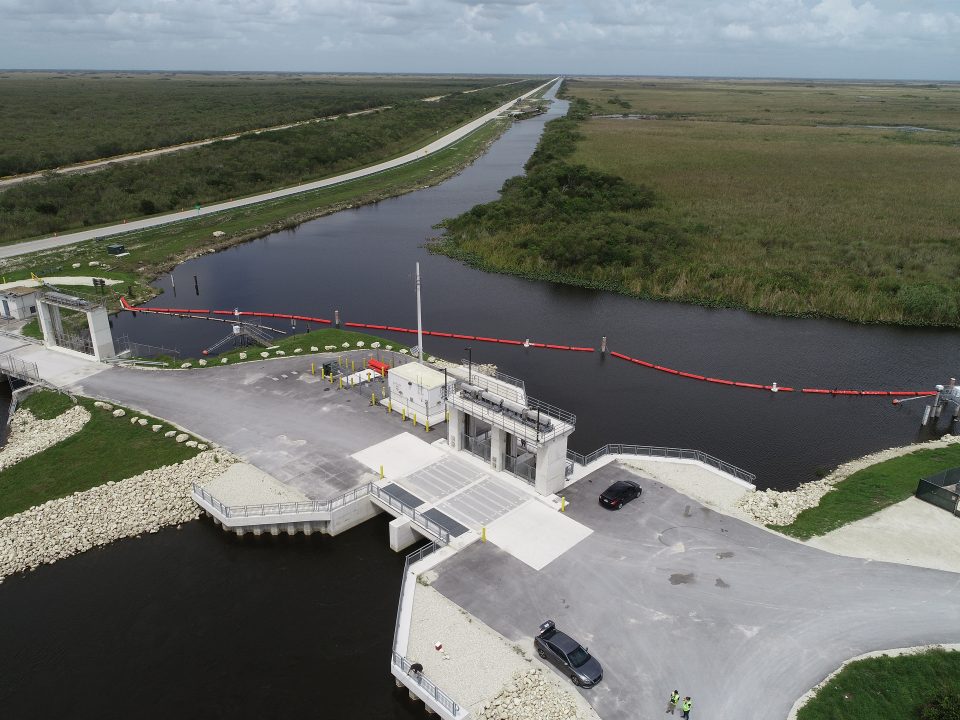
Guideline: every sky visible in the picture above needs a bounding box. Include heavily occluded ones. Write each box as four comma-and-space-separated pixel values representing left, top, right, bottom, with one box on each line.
1, 0, 958, 80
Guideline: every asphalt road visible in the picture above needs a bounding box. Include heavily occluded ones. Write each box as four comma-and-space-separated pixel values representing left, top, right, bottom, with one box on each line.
71, 355, 419, 499
433, 463, 960, 720
0, 78, 559, 261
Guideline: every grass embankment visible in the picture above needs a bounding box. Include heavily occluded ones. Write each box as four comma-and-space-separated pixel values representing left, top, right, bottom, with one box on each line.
0, 72, 529, 176
776, 443, 960, 540
797, 648, 960, 720
0, 80, 539, 243
0, 115, 511, 317
436, 78, 960, 327
179, 327, 407, 367
0, 390, 199, 519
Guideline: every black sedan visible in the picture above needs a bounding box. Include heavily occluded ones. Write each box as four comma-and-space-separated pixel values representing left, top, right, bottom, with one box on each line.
599, 479, 642, 509
534, 620, 603, 688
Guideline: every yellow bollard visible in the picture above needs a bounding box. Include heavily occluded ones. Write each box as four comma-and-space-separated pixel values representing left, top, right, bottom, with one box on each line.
388, 399, 392, 413
380, 464, 384, 479
425, 419, 430, 432
311, 363, 315, 376
413, 412, 417, 426
445, 410, 449, 423
351, 360, 355, 372
339, 376, 343, 389
402, 407, 407, 421
561, 496, 566, 513
371, 392, 375, 406
481, 526, 486, 543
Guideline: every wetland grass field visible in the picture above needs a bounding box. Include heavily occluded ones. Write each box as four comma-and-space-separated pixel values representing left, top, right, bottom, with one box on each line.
438, 78, 960, 327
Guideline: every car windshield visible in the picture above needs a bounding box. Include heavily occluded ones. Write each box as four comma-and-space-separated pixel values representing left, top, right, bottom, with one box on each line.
567, 645, 590, 668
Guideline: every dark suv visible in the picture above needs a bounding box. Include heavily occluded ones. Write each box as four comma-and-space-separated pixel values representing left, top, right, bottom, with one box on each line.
533, 620, 603, 688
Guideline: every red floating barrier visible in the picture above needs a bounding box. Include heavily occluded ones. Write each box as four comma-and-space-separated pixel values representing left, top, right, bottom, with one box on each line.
610, 351, 631, 360
475, 336, 498, 343
734, 382, 766, 390
655, 365, 680, 375
451, 333, 475, 340
432, 331, 453, 338
570, 347, 596, 353
706, 378, 735, 385
677, 372, 705, 380
497, 339, 523, 345
344, 322, 365, 328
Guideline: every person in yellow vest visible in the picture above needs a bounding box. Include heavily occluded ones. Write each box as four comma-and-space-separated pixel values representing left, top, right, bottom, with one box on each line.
681, 696, 692, 719
666, 690, 680, 714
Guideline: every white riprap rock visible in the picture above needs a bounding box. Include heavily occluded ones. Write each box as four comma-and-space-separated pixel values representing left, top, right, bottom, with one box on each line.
0, 406, 91, 471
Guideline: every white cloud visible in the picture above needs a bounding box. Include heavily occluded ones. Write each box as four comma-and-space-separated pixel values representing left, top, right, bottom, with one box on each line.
0, 0, 956, 78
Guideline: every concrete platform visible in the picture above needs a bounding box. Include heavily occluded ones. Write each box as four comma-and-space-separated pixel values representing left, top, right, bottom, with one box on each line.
72, 354, 432, 500
485, 501, 592, 570
0, 334, 108, 387
431, 462, 960, 720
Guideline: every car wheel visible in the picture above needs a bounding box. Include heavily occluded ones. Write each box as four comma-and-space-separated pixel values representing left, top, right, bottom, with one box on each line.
570, 674, 582, 687
537, 647, 546, 659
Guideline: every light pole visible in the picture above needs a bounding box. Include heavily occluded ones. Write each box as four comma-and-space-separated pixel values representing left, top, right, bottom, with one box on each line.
465, 346, 473, 385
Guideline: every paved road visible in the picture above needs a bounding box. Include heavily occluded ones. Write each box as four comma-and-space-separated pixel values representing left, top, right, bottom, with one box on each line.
433, 463, 960, 720
0, 78, 559, 261
71, 355, 421, 499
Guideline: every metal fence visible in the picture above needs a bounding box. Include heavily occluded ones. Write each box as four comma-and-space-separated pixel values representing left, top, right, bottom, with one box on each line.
391, 542, 461, 717
193, 481, 451, 545
0, 354, 40, 383
369, 484, 451, 545
192, 482, 371, 519
916, 468, 960, 515
567, 444, 757, 485
115, 335, 180, 359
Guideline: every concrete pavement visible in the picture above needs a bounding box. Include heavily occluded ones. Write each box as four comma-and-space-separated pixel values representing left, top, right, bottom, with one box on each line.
0, 78, 560, 261
432, 462, 960, 720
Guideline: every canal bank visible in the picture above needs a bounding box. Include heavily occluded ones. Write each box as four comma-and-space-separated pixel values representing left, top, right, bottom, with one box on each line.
107, 91, 960, 492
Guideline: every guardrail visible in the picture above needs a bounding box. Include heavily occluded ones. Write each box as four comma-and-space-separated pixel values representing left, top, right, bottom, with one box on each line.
0, 354, 40, 383
567, 444, 757, 485
369, 484, 451, 545
391, 542, 462, 717
193, 481, 451, 544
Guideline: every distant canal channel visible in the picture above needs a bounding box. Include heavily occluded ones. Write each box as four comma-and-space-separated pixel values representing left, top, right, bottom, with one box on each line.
113, 86, 960, 491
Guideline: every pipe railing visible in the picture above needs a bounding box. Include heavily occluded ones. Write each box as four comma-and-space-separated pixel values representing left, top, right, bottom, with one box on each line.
193, 482, 451, 544
391, 542, 461, 717
567, 444, 757, 484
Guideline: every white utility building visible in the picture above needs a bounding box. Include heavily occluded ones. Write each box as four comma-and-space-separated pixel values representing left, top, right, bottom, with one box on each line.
0, 286, 40, 321
387, 361, 449, 428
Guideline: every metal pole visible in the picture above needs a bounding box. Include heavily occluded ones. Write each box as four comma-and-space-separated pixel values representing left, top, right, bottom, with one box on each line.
466, 346, 472, 384
416, 262, 424, 365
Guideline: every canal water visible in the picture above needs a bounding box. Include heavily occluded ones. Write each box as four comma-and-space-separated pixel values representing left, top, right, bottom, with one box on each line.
0, 517, 427, 718
5, 84, 958, 717
112, 89, 960, 491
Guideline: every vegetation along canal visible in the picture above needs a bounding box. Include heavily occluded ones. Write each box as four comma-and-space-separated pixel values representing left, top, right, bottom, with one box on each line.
113, 90, 960, 491
6, 86, 957, 717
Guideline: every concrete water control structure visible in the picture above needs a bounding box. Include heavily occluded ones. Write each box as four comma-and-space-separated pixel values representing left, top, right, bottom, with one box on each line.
37, 291, 116, 361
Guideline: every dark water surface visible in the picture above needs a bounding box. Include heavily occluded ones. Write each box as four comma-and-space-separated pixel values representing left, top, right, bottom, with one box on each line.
111, 93, 960, 490
5, 84, 960, 720
0, 518, 425, 719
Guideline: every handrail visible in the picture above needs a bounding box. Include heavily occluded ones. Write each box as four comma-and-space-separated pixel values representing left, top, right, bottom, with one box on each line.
391, 543, 461, 717
192, 481, 451, 545
567, 444, 757, 484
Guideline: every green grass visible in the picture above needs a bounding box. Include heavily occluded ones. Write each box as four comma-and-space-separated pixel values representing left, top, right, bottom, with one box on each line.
205, 327, 407, 366
0, 116, 510, 317
436, 78, 960, 328
19, 390, 74, 419
0, 391, 199, 519
797, 648, 960, 720
777, 444, 960, 539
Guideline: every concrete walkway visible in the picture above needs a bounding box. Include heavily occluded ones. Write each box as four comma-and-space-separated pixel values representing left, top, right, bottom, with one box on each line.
432, 462, 960, 720
0, 78, 559, 261
0, 335, 107, 387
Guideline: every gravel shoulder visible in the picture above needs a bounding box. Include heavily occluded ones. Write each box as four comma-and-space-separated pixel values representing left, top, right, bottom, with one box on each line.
407, 581, 598, 719
202, 462, 308, 505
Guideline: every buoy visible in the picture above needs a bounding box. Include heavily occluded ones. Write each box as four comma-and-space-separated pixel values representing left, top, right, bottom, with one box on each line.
523, 339, 530, 348
771, 382, 778, 393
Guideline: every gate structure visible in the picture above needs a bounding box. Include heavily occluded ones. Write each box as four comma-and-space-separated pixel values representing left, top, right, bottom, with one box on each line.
36, 291, 115, 361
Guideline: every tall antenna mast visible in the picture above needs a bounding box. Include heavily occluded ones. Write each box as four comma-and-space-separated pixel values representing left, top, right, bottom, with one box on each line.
416, 262, 424, 365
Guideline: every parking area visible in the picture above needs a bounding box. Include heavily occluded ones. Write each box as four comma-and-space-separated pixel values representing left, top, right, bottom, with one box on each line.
432, 462, 960, 720
73, 353, 423, 499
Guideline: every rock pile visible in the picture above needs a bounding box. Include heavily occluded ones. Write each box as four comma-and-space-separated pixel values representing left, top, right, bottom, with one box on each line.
0, 450, 237, 582
0, 405, 90, 471
475, 669, 585, 720
738, 434, 960, 526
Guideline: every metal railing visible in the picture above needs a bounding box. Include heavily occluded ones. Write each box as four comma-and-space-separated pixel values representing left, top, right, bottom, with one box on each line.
193, 481, 451, 544
527, 395, 577, 426
391, 542, 461, 717
0, 354, 40, 383
192, 482, 371, 519
567, 444, 757, 485
53, 331, 94, 355
116, 335, 180, 359
369, 484, 451, 545
917, 468, 960, 515
450, 392, 571, 444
